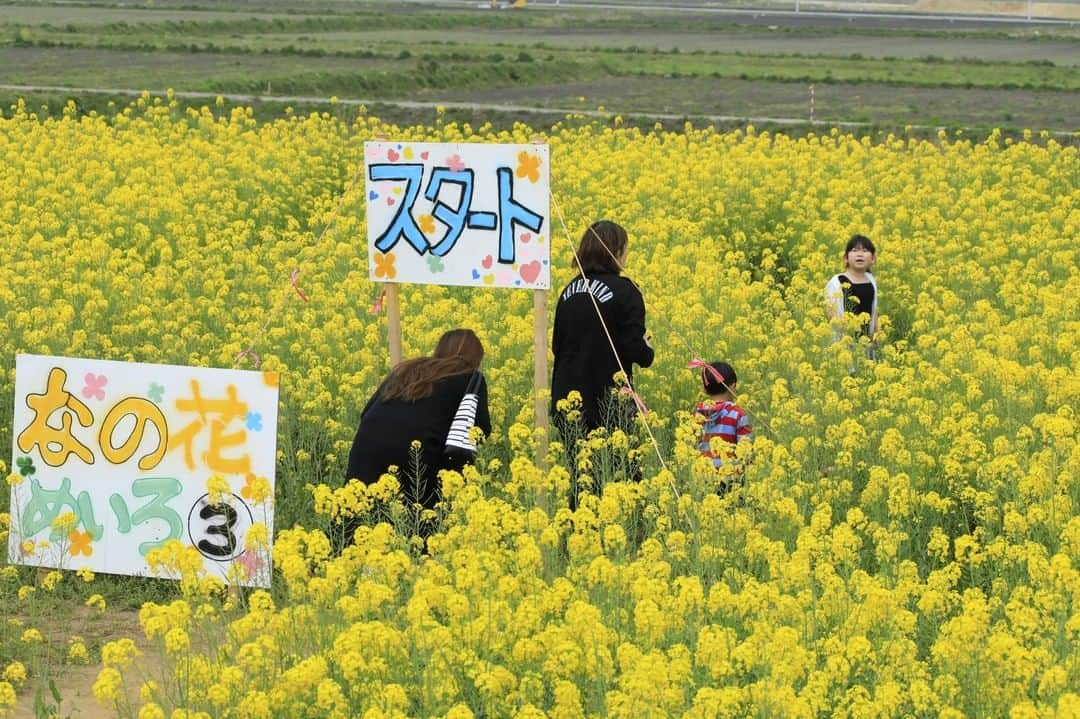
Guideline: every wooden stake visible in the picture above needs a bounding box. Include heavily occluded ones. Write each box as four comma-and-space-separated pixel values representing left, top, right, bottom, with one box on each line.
385, 283, 403, 368
530, 135, 551, 470
533, 287, 549, 468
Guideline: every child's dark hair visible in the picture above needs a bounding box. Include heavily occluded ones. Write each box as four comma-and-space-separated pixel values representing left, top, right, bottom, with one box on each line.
703, 361, 737, 396
845, 234, 876, 255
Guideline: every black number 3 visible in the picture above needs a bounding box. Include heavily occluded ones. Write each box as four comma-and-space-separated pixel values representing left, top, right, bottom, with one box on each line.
197, 503, 238, 558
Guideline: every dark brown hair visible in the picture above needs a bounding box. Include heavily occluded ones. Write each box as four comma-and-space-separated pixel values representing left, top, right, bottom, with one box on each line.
382, 328, 484, 402
702, 361, 737, 396
575, 220, 627, 274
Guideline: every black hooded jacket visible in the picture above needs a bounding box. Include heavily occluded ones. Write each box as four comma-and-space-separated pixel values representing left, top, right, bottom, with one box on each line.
550, 272, 654, 430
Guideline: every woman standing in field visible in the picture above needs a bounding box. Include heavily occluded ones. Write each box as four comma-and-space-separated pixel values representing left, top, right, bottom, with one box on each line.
346, 328, 491, 512
550, 220, 654, 433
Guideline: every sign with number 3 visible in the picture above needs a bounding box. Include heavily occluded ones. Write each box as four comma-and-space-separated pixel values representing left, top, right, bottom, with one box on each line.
8, 354, 279, 587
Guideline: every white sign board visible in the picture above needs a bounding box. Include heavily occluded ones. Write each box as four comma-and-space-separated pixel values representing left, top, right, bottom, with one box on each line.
8, 355, 278, 587
365, 141, 551, 289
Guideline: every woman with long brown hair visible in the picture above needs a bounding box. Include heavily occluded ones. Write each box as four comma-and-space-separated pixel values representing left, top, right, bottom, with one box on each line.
346, 328, 491, 510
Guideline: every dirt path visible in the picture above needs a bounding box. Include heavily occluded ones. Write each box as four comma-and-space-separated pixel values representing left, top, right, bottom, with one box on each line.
3, 81, 1077, 135
12, 610, 156, 719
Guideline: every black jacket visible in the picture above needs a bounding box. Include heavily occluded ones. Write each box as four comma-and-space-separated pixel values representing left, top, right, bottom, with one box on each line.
551, 272, 654, 430
346, 372, 491, 508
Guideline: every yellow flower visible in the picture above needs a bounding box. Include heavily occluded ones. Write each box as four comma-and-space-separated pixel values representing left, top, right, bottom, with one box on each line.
138, 703, 166, 719
3, 98, 1079, 719
241, 473, 273, 504
93, 667, 123, 705
101, 638, 141, 669
0, 682, 15, 713
41, 570, 63, 591
164, 627, 190, 655
68, 636, 90, 664
51, 511, 78, 532
206, 474, 231, 505
1, 663, 26, 686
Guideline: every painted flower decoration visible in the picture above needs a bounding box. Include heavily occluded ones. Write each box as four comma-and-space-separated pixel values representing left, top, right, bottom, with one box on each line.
69, 530, 93, 557
516, 151, 542, 183
16, 456, 35, 477
82, 373, 107, 401
245, 412, 263, 431
148, 382, 165, 403
374, 252, 397, 280
446, 154, 466, 172
427, 255, 445, 273
235, 549, 264, 580
418, 213, 436, 236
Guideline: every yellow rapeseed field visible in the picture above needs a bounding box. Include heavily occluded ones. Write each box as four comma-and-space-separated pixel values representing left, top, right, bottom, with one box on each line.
1, 95, 1078, 718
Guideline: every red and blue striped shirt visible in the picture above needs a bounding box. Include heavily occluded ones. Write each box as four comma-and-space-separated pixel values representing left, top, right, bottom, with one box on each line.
695, 400, 753, 467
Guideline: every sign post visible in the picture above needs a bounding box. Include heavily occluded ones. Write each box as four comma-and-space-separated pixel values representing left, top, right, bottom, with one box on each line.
385, 284, 403, 367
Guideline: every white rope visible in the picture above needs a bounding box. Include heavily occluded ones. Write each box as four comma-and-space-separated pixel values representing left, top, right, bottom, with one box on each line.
548, 194, 676, 487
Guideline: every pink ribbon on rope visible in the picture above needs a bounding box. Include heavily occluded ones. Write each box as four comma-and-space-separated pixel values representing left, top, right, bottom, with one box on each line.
236, 348, 262, 369
370, 287, 386, 315
290, 269, 309, 302
619, 386, 650, 415
687, 358, 726, 385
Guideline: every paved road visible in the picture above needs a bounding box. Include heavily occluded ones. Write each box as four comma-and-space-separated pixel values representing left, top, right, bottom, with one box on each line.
446, 0, 1080, 27
285, 27, 1080, 64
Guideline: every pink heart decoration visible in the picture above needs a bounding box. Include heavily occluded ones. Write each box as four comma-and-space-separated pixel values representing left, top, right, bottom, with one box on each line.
481, 255, 493, 269
520, 232, 532, 243
420, 151, 429, 160
387, 149, 400, 162
520, 260, 542, 284
387, 197, 396, 206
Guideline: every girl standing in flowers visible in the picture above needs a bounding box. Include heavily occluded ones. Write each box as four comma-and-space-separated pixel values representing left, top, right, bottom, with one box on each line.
551, 220, 654, 433
346, 328, 491, 511
693, 361, 753, 493
825, 234, 879, 356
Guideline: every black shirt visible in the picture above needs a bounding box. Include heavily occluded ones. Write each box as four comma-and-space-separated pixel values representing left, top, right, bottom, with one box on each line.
346, 372, 491, 508
838, 274, 875, 318
551, 272, 654, 430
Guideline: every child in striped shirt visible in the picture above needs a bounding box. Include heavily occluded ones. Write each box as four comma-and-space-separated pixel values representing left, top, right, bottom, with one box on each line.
694, 361, 754, 490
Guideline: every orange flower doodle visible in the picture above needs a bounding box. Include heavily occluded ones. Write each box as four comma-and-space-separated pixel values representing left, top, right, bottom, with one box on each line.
516, 151, 542, 184
69, 530, 93, 557
418, 214, 436, 236
374, 252, 397, 280
241, 472, 257, 500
